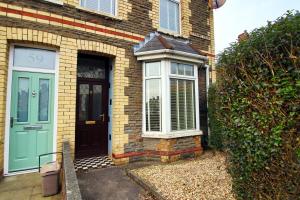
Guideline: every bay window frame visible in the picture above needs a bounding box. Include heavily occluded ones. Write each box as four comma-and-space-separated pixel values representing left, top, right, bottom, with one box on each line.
142, 59, 201, 139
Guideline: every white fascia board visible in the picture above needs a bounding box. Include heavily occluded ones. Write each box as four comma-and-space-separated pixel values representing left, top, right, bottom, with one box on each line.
135, 49, 208, 64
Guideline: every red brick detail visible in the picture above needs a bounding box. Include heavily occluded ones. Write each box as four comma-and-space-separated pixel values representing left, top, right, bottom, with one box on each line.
0, 6, 144, 42
112, 147, 202, 159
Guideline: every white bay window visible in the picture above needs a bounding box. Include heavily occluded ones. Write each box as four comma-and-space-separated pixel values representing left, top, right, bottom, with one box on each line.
143, 60, 200, 138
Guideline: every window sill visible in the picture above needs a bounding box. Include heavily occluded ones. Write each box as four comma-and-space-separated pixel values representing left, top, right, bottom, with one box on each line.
157, 28, 188, 39
142, 130, 203, 139
42, 0, 64, 6
76, 6, 122, 21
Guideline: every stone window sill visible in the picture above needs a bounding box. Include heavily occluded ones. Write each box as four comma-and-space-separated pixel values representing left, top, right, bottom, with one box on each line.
142, 130, 203, 139
76, 6, 122, 21
43, 0, 64, 6
157, 28, 187, 38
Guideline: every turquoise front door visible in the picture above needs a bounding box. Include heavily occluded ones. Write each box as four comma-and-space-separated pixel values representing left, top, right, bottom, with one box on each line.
9, 71, 54, 172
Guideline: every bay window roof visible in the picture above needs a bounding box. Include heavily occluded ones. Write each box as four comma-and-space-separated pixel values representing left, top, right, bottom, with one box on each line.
134, 32, 208, 63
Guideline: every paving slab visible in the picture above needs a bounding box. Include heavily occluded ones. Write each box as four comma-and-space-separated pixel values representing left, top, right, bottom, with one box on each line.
77, 167, 154, 200
0, 173, 61, 200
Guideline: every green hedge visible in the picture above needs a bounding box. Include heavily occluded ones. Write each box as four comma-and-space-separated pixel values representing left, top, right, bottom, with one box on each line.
208, 84, 224, 150
215, 11, 300, 199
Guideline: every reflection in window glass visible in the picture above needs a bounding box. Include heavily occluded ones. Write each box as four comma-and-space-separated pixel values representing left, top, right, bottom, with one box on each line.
14, 46, 56, 69
17, 78, 29, 122
145, 79, 161, 131
39, 79, 50, 121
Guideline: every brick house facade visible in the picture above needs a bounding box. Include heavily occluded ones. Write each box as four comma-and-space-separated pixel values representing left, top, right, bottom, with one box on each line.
0, 0, 215, 175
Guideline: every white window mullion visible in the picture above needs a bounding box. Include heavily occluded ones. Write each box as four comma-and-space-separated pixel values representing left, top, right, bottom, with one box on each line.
176, 79, 180, 130
184, 80, 187, 130
146, 79, 151, 131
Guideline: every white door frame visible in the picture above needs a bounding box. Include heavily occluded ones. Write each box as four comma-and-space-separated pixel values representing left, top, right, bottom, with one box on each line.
3, 44, 59, 176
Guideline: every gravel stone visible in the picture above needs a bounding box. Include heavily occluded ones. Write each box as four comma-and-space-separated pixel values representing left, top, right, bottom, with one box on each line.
131, 151, 235, 200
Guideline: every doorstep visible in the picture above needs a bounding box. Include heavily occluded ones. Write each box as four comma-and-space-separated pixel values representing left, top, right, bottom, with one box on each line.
0, 173, 61, 200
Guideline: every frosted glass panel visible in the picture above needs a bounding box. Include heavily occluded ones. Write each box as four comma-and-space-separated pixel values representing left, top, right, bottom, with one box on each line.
17, 78, 29, 122
79, 84, 89, 121
14, 47, 56, 69
39, 79, 49, 121
92, 85, 103, 120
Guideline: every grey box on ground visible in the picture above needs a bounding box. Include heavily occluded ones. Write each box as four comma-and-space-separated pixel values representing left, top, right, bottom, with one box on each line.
40, 162, 61, 197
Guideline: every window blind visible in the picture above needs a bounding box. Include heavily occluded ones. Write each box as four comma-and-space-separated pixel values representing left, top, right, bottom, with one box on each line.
170, 79, 195, 131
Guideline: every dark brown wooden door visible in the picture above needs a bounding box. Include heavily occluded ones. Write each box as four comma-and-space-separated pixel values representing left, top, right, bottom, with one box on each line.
75, 54, 109, 158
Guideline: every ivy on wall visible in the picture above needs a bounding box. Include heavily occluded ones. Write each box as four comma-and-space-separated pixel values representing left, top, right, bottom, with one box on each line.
212, 11, 300, 199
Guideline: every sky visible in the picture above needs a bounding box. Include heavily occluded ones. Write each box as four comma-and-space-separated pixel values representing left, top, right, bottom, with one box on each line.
214, 0, 300, 54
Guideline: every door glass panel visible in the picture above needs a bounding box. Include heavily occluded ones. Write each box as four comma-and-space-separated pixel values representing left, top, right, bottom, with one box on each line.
13, 46, 56, 69
17, 77, 29, 122
77, 57, 106, 79
92, 85, 102, 120
79, 84, 89, 121
38, 79, 50, 121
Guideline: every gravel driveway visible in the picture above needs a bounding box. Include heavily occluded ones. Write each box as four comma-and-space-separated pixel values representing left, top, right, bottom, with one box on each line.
130, 151, 235, 200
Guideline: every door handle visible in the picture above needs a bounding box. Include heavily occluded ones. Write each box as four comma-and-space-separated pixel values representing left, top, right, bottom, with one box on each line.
10, 117, 13, 128
99, 114, 105, 122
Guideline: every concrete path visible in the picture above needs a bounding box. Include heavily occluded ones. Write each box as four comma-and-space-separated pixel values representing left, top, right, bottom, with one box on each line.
0, 173, 61, 200
77, 167, 154, 200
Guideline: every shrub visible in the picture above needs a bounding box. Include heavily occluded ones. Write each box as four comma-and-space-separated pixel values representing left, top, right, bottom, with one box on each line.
215, 11, 300, 199
208, 84, 224, 150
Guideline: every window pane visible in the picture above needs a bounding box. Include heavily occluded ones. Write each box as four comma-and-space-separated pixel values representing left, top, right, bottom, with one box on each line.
92, 85, 102, 120
84, 0, 99, 11
170, 79, 178, 130
171, 62, 177, 74
170, 79, 196, 131
14, 47, 56, 69
79, 84, 89, 121
168, 0, 179, 32
171, 63, 194, 76
17, 78, 29, 122
178, 64, 185, 75
100, 0, 114, 14
160, 0, 179, 33
160, 0, 169, 30
186, 81, 195, 129
145, 62, 161, 77
146, 79, 161, 131
38, 79, 50, 121
184, 64, 194, 76
178, 80, 186, 130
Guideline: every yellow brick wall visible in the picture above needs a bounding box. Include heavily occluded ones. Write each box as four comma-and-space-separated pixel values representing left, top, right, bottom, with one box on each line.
0, 26, 8, 173
0, 26, 131, 171
209, 9, 216, 83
